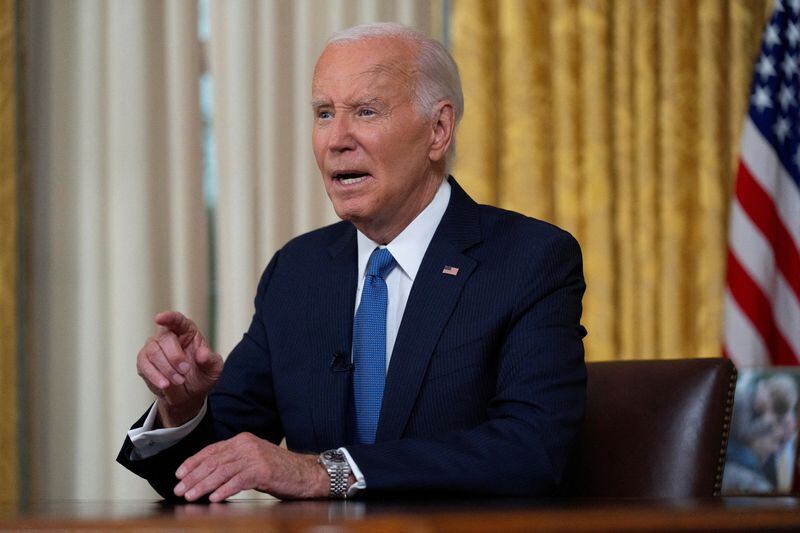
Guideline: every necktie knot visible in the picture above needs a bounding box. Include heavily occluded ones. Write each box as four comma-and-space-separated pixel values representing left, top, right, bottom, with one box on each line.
366, 248, 396, 279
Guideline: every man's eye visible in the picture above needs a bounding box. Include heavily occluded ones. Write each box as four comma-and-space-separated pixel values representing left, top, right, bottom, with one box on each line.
358, 108, 376, 117
318, 110, 333, 120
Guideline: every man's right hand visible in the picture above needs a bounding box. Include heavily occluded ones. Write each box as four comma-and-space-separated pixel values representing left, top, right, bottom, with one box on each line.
136, 311, 223, 427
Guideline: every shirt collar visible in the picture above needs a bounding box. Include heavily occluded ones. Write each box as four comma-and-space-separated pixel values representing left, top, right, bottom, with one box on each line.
356, 179, 451, 281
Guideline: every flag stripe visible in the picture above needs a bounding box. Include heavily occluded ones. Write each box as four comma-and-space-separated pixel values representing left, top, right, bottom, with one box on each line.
774, 273, 800, 357
740, 119, 800, 249
728, 197, 776, 293
727, 249, 798, 365
729, 197, 800, 357
735, 160, 800, 301
723, 290, 769, 367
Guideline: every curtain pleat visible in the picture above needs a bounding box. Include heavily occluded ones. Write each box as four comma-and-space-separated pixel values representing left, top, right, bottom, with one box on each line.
696, 0, 727, 358
21, 0, 206, 499
612, 0, 636, 358
657, 0, 696, 358
499, 0, 553, 219
451, 0, 772, 360
0, 0, 18, 503
580, 0, 615, 358
451, 0, 499, 204
551, 0, 581, 237
632, 0, 660, 359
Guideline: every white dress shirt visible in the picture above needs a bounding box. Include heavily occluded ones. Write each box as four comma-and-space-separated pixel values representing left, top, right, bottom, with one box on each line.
129, 179, 452, 495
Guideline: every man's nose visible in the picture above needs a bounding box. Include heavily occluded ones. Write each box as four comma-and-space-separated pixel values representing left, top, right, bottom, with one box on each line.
328, 115, 356, 152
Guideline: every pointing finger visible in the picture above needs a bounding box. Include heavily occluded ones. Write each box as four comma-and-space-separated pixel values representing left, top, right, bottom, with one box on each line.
155, 311, 197, 338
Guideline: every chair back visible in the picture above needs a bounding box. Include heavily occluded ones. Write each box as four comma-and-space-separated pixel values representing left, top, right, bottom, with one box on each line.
563, 358, 736, 498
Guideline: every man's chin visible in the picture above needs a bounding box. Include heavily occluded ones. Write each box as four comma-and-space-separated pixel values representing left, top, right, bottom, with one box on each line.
332, 206, 364, 225
331, 199, 370, 223
333, 207, 384, 237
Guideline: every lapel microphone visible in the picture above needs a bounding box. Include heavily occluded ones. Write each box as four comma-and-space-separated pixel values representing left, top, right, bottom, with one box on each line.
330, 351, 354, 372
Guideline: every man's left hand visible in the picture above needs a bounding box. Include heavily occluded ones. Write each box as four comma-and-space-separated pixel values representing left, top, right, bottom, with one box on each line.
173, 432, 329, 501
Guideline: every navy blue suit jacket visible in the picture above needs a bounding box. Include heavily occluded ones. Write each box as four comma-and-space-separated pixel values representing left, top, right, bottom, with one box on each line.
118, 177, 587, 498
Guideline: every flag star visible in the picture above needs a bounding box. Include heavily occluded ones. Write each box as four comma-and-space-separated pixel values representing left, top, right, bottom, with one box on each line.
776, 0, 785, 13
752, 86, 773, 112
765, 23, 781, 47
775, 116, 791, 142
756, 54, 777, 79
779, 84, 796, 109
782, 54, 799, 78
791, 0, 800, 13
788, 21, 800, 47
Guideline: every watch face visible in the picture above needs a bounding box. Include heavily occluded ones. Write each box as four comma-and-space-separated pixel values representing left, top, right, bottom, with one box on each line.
323, 450, 345, 463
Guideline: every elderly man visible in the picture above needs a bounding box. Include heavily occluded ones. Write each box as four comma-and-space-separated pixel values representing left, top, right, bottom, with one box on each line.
118, 22, 587, 501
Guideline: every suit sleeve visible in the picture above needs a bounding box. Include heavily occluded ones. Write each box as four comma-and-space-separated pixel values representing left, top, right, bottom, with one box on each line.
344, 232, 587, 496
116, 252, 284, 500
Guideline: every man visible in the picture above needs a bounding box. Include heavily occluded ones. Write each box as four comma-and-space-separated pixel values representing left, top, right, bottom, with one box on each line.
118, 22, 587, 501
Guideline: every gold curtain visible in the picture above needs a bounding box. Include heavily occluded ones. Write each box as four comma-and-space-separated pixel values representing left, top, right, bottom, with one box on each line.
0, 0, 18, 502
451, 0, 772, 361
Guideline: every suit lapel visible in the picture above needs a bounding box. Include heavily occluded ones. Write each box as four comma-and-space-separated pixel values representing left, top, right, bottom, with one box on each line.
309, 224, 357, 450
376, 178, 482, 442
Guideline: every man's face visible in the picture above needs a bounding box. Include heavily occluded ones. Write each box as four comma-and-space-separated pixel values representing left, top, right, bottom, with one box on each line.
311, 38, 443, 243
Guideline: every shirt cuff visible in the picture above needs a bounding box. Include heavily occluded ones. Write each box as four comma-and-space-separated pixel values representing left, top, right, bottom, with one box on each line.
338, 447, 366, 497
127, 399, 208, 460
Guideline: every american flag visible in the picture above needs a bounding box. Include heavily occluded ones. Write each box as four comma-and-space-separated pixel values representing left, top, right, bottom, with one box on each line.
442, 265, 459, 276
724, 0, 800, 367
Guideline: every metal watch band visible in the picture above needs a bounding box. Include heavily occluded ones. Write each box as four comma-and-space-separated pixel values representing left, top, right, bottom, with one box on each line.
318, 449, 351, 499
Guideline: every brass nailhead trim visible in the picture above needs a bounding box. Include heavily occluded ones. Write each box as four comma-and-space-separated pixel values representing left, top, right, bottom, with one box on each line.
713, 366, 738, 496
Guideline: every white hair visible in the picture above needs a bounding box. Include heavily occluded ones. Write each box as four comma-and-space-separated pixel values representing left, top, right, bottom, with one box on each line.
326, 22, 464, 167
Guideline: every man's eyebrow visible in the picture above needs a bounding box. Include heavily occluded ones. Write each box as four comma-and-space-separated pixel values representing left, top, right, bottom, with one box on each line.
351, 97, 384, 107
311, 96, 386, 109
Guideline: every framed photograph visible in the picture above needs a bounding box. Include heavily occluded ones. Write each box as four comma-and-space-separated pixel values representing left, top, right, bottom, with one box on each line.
722, 369, 800, 495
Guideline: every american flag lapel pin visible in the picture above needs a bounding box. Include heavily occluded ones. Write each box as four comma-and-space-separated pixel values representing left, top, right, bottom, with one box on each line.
442, 265, 459, 276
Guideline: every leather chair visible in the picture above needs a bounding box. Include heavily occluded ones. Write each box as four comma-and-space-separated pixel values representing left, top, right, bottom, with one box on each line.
563, 358, 737, 498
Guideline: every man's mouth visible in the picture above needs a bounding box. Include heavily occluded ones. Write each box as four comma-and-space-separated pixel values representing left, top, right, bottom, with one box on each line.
332, 171, 371, 185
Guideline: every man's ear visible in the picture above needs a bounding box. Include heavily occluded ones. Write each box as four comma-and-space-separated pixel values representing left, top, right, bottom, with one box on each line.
428, 101, 455, 163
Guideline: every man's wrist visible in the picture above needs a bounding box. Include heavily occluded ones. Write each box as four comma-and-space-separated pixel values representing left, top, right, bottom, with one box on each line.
312, 458, 356, 498
312, 455, 332, 497
155, 398, 204, 428
317, 449, 353, 498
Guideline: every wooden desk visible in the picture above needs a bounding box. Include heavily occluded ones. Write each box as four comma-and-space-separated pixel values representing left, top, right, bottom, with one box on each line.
1, 497, 799, 531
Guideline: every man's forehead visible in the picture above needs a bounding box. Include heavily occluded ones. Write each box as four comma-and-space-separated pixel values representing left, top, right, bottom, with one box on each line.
312, 39, 418, 91
364, 61, 415, 86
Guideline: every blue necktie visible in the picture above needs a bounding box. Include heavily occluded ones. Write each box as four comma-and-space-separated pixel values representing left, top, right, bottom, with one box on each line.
353, 247, 396, 444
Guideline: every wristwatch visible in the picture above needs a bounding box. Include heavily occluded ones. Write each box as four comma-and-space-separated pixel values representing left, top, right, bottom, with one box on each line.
317, 449, 352, 498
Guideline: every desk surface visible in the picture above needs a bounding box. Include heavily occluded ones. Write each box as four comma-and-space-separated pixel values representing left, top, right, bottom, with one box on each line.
2, 497, 800, 532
